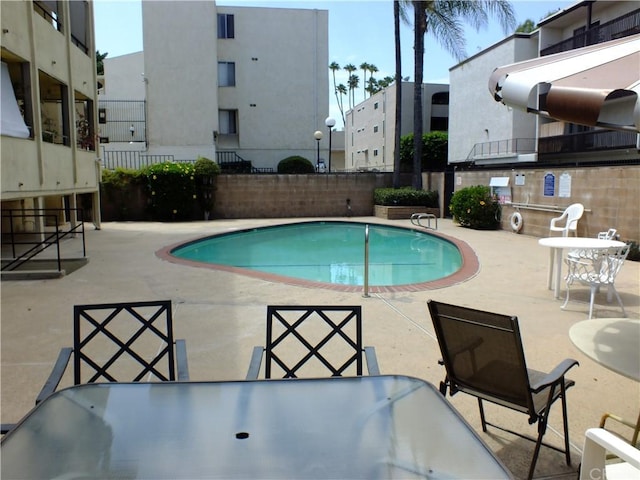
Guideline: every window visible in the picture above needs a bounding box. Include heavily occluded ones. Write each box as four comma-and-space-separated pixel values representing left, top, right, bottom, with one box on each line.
1, 58, 33, 138
69, 0, 89, 54
374, 102, 379, 109
373, 149, 379, 156
33, 1, 63, 33
218, 14, 234, 38
75, 92, 95, 150
431, 92, 449, 105
218, 62, 236, 87
219, 110, 237, 134
39, 70, 70, 146
430, 117, 448, 131
373, 125, 378, 133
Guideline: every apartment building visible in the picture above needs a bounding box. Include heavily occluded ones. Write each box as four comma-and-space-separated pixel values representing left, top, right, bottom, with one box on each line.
100, 2, 329, 172
345, 82, 449, 172
1, 1, 101, 231
447, 0, 639, 239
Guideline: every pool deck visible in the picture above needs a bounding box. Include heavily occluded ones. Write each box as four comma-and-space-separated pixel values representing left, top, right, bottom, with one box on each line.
2, 217, 639, 479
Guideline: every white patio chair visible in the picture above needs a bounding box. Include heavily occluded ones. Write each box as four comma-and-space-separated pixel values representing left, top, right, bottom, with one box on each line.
563, 244, 630, 319
549, 203, 584, 237
598, 228, 618, 240
579, 428, 640, 480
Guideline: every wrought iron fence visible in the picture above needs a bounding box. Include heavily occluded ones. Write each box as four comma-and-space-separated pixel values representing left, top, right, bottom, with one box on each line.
467, 138, 536, 160
97, 100, 146, 143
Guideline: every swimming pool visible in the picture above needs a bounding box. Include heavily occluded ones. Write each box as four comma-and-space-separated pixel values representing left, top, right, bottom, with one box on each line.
165, 221, 473, 290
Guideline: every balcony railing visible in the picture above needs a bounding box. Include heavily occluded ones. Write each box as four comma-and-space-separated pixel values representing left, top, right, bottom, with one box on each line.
467, 138, 536, 160
541, 9, 640, 56
538, 130, 638, 155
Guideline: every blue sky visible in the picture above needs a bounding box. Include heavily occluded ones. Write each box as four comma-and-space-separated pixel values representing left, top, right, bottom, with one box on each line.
94, 0, 576, 127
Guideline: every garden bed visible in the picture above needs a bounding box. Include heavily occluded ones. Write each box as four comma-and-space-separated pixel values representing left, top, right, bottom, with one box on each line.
374, 205, 440, 220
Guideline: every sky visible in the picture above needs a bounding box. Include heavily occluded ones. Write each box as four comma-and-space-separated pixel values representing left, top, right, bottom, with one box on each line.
93, 0, 577, 128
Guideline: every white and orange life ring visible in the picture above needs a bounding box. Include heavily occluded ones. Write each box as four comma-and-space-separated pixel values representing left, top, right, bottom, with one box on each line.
510, 212, 523, 233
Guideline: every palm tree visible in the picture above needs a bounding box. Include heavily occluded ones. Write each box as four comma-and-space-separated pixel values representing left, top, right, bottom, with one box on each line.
336, 84, 348, 124
393, 0, 402, 188
359, 62, 370, 100
401, 1, 516, 189
343, 63, 357, 109
348, 74, 360, 109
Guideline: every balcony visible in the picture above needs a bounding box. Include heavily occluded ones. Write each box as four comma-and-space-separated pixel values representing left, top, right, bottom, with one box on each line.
538, 130, 638, 159
541, 8, 640, 56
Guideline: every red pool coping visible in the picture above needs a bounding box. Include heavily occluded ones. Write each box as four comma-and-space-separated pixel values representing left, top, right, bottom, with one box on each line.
155, 222, 479, 293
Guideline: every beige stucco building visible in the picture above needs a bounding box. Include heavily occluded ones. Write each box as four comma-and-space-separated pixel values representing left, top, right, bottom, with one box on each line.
345, 82, 449, 172
100, 2, 329, 172
1, 1, 101, 231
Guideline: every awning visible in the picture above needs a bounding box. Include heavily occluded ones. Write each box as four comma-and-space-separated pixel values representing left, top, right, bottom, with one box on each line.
489, 34, 640, 133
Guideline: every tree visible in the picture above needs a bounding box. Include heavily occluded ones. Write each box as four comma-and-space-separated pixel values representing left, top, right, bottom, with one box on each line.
329, 62, 346, 124
359, 62, 370, 101
348, 73, 360, 109
516, 18, 535, 33
400, 1, 516, 189
343, 64, 357, 109
336, 84, 348, 125
96, 50, 108, 75
393, 0, 403, 188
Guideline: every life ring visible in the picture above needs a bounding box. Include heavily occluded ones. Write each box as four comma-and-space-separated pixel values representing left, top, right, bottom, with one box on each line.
510, 212, 523, 233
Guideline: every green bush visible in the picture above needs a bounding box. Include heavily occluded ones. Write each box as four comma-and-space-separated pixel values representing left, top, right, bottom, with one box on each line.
374, 187, 438, 207
277, 156, 315, 174
449, 185, 501, 230
100, 168, 146, 220
399, 131, 449, 172
193, 156, 220, 214
143, 162, 196, 221
625, 240, 640, 262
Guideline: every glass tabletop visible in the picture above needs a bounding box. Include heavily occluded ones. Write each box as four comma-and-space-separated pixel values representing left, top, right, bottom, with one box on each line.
1, 375, 512, 479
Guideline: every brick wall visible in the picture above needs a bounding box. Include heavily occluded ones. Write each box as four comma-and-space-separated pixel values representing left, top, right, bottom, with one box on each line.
453, 166, 639, 241
212, 173, 393, 218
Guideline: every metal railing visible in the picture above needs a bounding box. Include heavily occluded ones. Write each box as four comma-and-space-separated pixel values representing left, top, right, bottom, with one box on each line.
467, 138, 536, 160
541, 9, 640, 56
1, 209, 86, 273
102, 151, 175, 170
538, 130, 638, 155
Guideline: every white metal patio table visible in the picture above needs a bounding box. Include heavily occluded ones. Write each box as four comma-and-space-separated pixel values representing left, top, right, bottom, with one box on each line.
538, 237, 625, 299
0, 375, 513, 479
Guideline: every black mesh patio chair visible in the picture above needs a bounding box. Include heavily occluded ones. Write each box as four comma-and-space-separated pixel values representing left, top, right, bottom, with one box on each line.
246, 305, 380, 379
427, 300, 579, 480
35, 300, 189, 404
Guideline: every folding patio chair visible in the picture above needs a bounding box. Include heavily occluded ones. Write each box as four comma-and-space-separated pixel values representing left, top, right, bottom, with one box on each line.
579, 428, 640, 480
427, 300, 579, 480
246, 305, 379, 379
35, 300, 189, 404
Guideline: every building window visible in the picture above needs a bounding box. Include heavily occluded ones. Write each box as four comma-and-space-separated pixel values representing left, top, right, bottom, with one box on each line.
218, 62, 236, 87
373, 125, 378, 133
217, 14, 234, 39
373, 149, 378, 156
374, 102, 379, 109
219, 110, 237, 134
430, 117, 448, 131
39, 70, 70, 146
75, 93, 95, 151
431, 92, 449, 105
69, 0, 89, 54
33, 1, 63, 33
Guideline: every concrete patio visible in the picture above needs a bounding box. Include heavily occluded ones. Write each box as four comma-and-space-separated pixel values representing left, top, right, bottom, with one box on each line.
1, 217, 638, 479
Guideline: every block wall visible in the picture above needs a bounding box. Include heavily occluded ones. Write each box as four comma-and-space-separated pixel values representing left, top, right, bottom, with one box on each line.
453, 166, 639, 241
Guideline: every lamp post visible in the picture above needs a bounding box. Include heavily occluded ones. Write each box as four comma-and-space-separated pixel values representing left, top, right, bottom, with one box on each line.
314, 130, 323, 172
325, 117, 336, 172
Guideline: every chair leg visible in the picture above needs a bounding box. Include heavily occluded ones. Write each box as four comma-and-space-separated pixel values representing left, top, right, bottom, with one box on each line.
609, 285, 627, 317
560, 382, 572, 466
562, 283, 571, 310
477, 398, 488, 432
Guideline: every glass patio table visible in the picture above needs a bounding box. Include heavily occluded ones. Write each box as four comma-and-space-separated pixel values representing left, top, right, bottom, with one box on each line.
1, 375, 512, 479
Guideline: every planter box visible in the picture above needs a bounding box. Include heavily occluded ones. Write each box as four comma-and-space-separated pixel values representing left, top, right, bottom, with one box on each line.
374, 205, 440, 220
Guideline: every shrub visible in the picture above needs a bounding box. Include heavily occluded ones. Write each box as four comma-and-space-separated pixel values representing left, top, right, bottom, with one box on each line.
399, 131, 449, 172
143, 162, 196, 221
449, 185, 501, 230
625, 240, 640, 262
277, 156, 315, 174
374, 187, 438, 207
193, 156, 220, 215
100, 168, 146, 220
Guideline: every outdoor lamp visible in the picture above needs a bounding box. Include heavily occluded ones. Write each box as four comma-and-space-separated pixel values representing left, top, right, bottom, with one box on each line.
325, 117, 336, 173
314, 130, 323, 172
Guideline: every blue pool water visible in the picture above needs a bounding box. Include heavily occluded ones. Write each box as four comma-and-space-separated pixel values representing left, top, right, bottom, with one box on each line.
170, 221, 462, 287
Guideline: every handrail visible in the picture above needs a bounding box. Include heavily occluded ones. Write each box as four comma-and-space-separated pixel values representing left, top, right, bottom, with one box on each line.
363, 224, 370, 298
1, 209, 86, 272
507, 202, 592, 214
